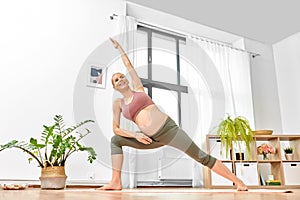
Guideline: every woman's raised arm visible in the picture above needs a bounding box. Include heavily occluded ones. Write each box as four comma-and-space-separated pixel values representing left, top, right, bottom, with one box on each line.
110, 38, 144, 92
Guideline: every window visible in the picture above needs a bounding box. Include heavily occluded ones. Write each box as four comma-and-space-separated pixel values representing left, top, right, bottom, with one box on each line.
136, 26, 188, 126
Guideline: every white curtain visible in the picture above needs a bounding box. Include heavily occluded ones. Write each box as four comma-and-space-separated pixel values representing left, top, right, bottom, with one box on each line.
115, 15, 138, 188
190, 37, 254, 125
186, 37, 255, 186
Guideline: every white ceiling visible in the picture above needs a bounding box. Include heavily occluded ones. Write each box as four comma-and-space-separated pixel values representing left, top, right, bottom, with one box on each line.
126, 0, 300, 44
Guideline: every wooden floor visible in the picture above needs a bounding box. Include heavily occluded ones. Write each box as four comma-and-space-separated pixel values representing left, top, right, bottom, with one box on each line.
1, 188, 299, 200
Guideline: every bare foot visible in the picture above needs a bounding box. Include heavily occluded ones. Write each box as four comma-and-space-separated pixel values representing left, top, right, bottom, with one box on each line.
96, 182, 122, 190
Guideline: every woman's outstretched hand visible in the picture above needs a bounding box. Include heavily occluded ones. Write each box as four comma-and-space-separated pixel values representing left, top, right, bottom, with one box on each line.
109, 37, 119, 48
135, 132, 153, 145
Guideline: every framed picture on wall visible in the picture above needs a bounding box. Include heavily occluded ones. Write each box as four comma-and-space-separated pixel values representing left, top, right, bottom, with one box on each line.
87, 64, 107, 89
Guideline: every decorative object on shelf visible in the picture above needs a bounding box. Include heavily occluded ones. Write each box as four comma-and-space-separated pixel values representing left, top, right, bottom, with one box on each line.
266, 180, 281, 186
216, 115, 254, 159
259, 171, 266, 186
253, 130, 273, 135
283, 147, 294, 161
257, 143, 276, 160
257, 154, 264, 161
0, 115, 96, 189
267, 174, 274, 181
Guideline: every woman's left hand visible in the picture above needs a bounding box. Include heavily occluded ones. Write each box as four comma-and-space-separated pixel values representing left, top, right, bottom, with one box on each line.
135, 132, 153, 145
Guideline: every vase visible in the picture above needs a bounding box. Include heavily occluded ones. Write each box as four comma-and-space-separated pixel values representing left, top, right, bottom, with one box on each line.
263, 153, 270, 160
258, 154, 264, 160
285, 153, 293, 161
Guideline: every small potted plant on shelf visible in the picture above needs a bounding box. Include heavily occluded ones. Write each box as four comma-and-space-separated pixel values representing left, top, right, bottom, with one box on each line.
257, 143, 276, 160
284, 147, 294, 161
216, 115, 254, 160
0, 115, 96, 189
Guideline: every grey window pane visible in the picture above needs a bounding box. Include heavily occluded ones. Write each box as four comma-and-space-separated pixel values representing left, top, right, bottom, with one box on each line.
136, 30, 148, 79
152, 33, 177, 84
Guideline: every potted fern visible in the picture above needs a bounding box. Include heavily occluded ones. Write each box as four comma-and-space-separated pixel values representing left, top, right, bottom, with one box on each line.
0, 115, 96, 189
217, 115, 254, 160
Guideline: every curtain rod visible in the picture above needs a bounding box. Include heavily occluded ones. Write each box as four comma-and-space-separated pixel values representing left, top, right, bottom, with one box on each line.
110, 14, 260, 58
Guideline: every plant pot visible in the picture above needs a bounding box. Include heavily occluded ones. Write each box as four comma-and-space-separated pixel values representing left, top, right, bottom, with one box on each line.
40, 166, 67, 189
235, 152, 244, 160
285, 153, 294, 161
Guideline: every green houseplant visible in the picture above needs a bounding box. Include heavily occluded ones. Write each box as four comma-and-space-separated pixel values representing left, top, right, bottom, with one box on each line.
217, 115, 254, 160
0, 115, 96, 189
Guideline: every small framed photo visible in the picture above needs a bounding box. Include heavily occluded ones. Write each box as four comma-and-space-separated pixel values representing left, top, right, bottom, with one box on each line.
87, 64, 107, 89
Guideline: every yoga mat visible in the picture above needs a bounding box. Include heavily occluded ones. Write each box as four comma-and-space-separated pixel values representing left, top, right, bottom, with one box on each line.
62, 188, 294, 193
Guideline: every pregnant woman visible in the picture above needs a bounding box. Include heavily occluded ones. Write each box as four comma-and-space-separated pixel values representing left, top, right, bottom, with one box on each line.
98, 38, 248, 191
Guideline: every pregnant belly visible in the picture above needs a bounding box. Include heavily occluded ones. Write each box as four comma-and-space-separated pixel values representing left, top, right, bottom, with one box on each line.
135, 105, 168, 136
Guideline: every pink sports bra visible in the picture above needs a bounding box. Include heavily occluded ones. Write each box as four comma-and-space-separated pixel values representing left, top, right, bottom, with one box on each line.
121, 92, 155, 122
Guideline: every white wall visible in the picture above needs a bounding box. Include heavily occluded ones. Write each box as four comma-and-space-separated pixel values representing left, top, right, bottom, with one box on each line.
244, 39, 283, 133
273, 32, 300, 133
126, 2, 241, 44
0, 0, 124, 183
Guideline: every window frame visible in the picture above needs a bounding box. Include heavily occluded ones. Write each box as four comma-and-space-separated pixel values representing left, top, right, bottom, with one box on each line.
137, 26, 188, 127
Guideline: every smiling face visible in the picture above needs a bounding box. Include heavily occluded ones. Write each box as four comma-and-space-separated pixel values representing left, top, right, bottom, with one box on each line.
111, 72, 129, 91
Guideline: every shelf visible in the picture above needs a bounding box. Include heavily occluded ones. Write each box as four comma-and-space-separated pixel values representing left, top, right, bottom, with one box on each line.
219, 160, 234, 162
205, 134, 300, 189
257, 160, 282, 163
233, 160, 257, 163
254, 135, 280, 140
282, 160, 300, 163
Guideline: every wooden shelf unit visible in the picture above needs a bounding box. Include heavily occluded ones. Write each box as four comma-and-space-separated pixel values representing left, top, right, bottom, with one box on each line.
204, 134, 300, 189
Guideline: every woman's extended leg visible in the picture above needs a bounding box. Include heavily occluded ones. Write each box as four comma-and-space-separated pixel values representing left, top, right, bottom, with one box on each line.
170, 134, 247, 190
211, 160, 247, 191
167, 131, 247, 190
156, 117, 248, 191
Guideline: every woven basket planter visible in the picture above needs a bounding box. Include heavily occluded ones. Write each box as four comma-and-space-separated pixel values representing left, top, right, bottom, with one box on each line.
40, 166, 67, 189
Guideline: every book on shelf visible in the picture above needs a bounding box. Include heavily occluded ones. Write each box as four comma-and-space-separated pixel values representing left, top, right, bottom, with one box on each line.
259, 171, 266, 186
266, 180, 281, 186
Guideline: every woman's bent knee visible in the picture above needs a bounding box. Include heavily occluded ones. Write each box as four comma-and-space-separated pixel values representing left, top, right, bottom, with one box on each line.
111, 135, 123, 155
111, 135, 122, 144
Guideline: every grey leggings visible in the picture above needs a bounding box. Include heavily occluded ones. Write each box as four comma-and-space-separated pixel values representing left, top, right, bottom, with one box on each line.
111, 116, 217, 169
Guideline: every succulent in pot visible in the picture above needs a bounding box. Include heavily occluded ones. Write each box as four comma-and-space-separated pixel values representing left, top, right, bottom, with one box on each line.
284, 147, 293, 154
